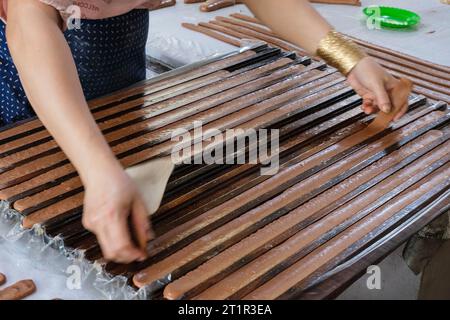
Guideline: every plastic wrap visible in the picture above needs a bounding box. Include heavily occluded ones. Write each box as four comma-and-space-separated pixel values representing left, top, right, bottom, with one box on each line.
147, 0, 251, 66
199, 0, 240, 13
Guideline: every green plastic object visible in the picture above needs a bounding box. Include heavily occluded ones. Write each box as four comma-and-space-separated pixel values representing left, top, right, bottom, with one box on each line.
363, 6, 421, 29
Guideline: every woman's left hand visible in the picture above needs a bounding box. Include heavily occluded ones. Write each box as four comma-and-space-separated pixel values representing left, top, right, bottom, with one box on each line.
347, 56, 410, 121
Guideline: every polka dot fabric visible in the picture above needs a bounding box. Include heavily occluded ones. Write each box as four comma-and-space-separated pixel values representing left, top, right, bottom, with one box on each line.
0, 21, 35, 126
64, 9, 149, 101
0, 9, 149, 126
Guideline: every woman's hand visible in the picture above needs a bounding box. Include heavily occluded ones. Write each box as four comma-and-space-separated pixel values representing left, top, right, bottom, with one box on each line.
82, 160, 153, 264
347, 57, 409, 121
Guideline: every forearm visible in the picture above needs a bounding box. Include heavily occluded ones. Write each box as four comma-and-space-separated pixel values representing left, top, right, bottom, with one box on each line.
6, 1, 121, 185
244, 0, 332, 54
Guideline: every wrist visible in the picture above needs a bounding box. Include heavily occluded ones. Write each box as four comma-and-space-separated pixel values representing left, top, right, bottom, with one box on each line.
79, 152, 125, 189
347, 55, 372, 77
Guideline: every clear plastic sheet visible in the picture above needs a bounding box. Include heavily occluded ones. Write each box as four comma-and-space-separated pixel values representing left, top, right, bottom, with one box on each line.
147, 1, 251, 66
0, 201, 149, 300
2, 0, 448, 299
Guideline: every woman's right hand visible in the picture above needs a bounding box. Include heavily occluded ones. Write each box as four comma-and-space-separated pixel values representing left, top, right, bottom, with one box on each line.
82, 161, 153, 264
347, 57, 411, 121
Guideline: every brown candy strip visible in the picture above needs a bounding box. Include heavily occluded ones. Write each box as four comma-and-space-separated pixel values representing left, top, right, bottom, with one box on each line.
366, 78, 412, 132
226, 13, 450, 75
186, 13, 449, 103
0, 50, 258, 144
154, 95, 362, 221
367, 52, 450, 84
0, 279, 36, 300
20, 77, 348, 229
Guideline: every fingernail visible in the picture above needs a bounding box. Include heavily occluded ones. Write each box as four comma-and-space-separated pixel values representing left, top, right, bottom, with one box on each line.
383, 105, 391, 113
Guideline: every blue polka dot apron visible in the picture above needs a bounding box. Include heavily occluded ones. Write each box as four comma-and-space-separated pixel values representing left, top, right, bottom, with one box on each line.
0, 9, 149, 126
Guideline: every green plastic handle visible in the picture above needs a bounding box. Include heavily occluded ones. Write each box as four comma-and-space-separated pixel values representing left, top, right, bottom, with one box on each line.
363, 6, 421, 29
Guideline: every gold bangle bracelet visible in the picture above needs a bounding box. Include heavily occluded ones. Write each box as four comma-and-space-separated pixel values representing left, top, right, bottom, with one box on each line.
316, 30, 367, 76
